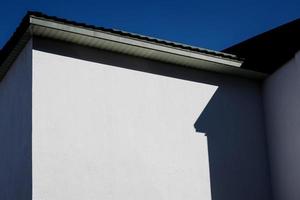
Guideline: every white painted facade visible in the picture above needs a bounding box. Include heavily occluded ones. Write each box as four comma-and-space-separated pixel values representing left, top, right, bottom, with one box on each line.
32, 50, 216, 200
4, 12, 300, 200
263, 51, 300, 200
0, 38, 272, 200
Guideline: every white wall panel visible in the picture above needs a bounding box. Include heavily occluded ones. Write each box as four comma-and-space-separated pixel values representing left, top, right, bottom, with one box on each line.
0, 40, 32, 200
32, 50, 217, 200
263, 51, 300, 200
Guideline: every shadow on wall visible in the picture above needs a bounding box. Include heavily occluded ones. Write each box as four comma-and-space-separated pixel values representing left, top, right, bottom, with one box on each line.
194, 86, 272, 200
34, 37, 273, 200
0, 41, 32, 200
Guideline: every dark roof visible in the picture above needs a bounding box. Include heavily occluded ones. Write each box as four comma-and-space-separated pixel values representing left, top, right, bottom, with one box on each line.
0, 11, 241, 69
223, 18, 300, 74
0, 14, 30, 75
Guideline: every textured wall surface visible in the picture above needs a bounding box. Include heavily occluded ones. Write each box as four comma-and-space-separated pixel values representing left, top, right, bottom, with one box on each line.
0, 41, 32, 200
31, 38, 272, 200
32, 50, 216, 200
263, 51, 300, 200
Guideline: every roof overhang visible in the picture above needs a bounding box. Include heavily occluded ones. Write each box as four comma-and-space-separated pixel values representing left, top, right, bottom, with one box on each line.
0, 12, 267, 80
223, 18, 300, 74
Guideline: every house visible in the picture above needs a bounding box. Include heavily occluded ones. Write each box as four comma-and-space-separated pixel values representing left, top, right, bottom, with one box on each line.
0, 11, 298, 200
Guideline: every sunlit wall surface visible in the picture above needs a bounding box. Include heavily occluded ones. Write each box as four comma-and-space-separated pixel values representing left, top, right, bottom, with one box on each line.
32, 50, 217, 200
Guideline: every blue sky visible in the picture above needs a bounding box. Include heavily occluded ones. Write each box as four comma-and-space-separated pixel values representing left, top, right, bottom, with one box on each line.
0, 0, 299, 51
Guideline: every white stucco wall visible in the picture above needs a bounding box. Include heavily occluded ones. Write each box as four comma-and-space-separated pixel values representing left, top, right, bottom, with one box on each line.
0, 41, 32, 200
263, 51, 300, 200
32, 50, 217, 200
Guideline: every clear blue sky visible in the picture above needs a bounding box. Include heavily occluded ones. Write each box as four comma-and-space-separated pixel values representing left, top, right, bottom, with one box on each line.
0, 0, 299, 51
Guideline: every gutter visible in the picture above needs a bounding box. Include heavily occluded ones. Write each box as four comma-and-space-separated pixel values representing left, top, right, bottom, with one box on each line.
0, 12, 268, 81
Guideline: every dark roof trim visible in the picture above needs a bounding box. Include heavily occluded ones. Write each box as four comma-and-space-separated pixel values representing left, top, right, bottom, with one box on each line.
1, 11, 267, 80
223, 18, 300, 74
0, 14, 31, 79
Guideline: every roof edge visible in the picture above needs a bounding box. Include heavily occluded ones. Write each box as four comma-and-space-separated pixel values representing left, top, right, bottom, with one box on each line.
0, 11, 268, 81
